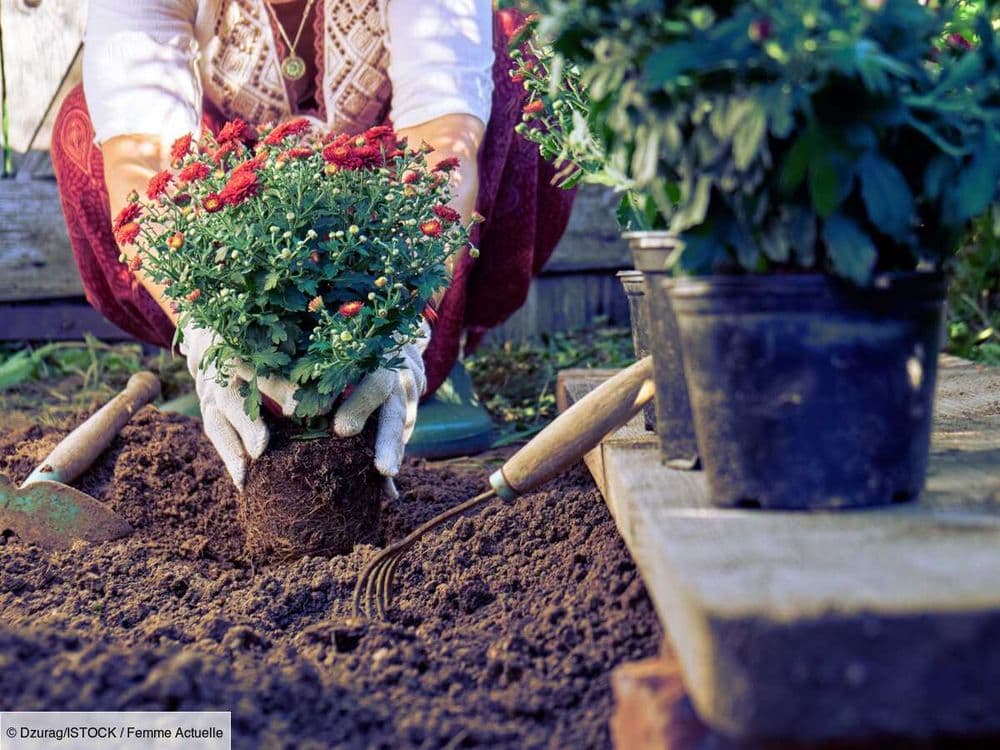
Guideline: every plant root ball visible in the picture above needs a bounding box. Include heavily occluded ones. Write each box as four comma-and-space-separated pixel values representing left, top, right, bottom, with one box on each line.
240, 420, 383, 562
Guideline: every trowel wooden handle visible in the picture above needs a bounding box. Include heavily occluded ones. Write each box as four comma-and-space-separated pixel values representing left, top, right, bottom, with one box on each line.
490, 356, 655, 499
25, 371, 161, 486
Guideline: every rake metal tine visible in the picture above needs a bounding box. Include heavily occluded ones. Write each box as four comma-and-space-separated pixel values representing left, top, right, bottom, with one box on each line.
352, 488, 499, 619
381, 555, 402, 614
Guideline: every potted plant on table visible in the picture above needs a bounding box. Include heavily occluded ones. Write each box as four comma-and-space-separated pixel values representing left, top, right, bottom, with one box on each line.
116, 119, 474, 557
522, 0, 1000, 509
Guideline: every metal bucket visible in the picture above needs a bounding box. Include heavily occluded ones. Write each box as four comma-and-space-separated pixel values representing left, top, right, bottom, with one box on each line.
623, 232, 699, 469
617, 270, 656, 432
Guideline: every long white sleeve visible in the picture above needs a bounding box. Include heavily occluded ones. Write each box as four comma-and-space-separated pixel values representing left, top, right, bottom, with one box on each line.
83, 0, 202, 144
386, 0, 494, 130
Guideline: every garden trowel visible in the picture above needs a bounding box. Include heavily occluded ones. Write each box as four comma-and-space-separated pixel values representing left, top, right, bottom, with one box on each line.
0, 371, 160, 549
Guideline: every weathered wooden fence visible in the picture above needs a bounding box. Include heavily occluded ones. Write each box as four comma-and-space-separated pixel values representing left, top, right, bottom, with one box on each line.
0, 0, 630, 343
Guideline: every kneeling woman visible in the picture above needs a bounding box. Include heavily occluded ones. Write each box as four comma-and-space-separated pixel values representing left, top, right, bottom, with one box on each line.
53, 0, 573, 489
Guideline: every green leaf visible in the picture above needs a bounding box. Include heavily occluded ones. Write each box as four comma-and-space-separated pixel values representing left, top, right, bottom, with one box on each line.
643, 42, 702, 88
822, 214, 877, 285
943, 136, 999, 225
779, 133, 812, 194
732, 101, 767, 171
809, 157, 839, 218
0, 351, 37, 390
923, 155, 952, 201
858, 152, 913, 241
671, 176, 712, 233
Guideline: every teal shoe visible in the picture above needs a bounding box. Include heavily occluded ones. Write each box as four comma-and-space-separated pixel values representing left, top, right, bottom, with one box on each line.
407, 360, 494, 459
160, 361, 494, 460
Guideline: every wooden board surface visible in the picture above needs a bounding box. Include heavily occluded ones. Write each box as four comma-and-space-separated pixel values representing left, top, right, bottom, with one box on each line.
0, 0, 85, 160
560, 357, 1000, 742
0, 180, 83, 302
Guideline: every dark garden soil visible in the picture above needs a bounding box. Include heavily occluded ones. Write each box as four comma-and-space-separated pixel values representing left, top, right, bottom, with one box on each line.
0, 407, 662, 749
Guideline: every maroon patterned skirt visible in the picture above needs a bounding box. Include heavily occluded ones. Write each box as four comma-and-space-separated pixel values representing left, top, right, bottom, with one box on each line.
50, 10, 575, 396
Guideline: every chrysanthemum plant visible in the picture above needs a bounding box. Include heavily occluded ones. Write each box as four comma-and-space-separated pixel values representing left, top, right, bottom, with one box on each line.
518, 0, 1000, 284
115, 119, 478, 421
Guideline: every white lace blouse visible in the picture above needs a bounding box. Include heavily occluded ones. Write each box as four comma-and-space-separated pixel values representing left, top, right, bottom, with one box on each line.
83, 0, 494, 144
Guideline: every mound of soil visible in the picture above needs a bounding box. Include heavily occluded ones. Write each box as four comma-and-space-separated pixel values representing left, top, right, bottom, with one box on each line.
0, 407, 663, 748
241, 421, 383, 562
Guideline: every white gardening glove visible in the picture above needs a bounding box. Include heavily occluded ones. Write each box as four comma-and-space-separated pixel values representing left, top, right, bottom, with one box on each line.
179, 323, 308, 490
333, 320, 430, 497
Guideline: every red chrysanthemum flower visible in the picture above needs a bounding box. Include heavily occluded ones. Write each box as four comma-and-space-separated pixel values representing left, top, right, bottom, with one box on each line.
113, 202, 142, 232
202, 194, 224, 213
146, 170, 173, 200
354, 144, 383, 168
218, 171, 260, 206
419, 219, 443, 237
231, 155, 266, 178
522, 99, 544, 115
338, 300, 364, 317
263, 117, 312, 145
186, 289, 202, 302
115, 222, 141, 245
169, 133, 193, 163
128, 254, 143, 271
172, 192, 192, 207
216, 118, 257, 145
322, 140, 363, 170
308, 296, 325, 313
178, 161, 211, 183
167, 232, 185, 249
401, 170, 421, 184
211, 141, 240, 164
432, 156, 461, 172
432, 204, 461, 223
282, 146, 314, 160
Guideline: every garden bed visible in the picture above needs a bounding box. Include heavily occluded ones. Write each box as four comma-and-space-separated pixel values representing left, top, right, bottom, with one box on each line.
0, 405, 661, 748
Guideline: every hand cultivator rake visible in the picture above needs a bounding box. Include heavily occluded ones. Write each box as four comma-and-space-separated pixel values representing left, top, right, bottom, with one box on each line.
353, 356, 655, 618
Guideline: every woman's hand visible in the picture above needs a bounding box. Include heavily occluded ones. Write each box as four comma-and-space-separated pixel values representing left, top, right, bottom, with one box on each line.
398, 113, 485, 233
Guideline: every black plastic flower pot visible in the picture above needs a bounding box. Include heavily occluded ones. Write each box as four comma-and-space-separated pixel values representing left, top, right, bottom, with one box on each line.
624, 232, 699, 469
669, 273, 948, 510
617, 270, 656, 432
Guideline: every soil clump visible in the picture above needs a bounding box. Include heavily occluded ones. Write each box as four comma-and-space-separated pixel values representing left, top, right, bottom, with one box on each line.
241, 420, 382, 562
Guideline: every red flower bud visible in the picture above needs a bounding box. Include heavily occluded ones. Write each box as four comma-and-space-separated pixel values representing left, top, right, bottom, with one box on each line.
432, 156, 461, 172
167, 232, 185, 249
338, 300, 364, 317
128, 255, 143, 271
186, 289, 202, 302
308, 296, 325, 313
523, 100, 544, 116
748, 17, 772, 42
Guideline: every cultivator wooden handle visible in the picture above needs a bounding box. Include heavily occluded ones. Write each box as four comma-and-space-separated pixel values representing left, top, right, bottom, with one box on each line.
24, 371, 161, 486
490, 355, 655, 500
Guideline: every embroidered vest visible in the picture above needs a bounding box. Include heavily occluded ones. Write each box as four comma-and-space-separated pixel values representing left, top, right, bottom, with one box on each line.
199, 0, 391, 134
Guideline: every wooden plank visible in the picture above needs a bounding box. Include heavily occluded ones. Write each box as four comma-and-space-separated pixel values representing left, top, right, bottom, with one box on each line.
0, 180, 84, 301
1, 0, 85, 160
560, 358, 1000, 743
485, 271, 631, 344
0, 300, 131, 341
13, 48, 83, 180
543, 185, 631, 272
